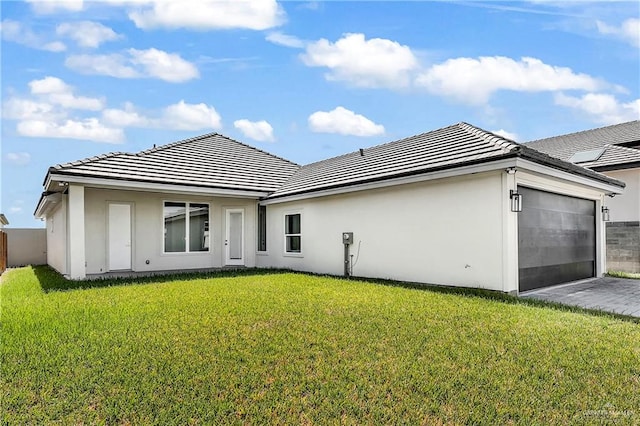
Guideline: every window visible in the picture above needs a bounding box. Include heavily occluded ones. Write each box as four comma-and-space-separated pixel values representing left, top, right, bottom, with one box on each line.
258, 205, 267, 252
284, 213, 301, 253
164, 202, 210, 253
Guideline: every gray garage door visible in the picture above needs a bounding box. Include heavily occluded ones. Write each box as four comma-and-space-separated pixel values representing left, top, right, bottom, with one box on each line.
518, 187, 596, 292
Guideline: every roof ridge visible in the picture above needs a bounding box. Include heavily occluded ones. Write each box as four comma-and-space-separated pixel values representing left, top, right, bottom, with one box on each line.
456, 121, 520, 152
138, 132, 300, 167
527, 120, 640, 144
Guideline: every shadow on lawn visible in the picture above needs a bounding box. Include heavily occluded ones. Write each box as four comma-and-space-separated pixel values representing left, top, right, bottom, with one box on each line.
32, 265, 289, 293
30, 265, 639, 323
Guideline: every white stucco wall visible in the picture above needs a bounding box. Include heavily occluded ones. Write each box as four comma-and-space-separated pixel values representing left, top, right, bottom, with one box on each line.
46, 197, 68, 275
83, 188, 257, 274
258, 172, 507, 291
603, 168, 639, 222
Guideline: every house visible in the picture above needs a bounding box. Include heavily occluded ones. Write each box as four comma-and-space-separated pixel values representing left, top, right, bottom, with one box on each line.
35, 122, 625, 294
526, 121, 640, 273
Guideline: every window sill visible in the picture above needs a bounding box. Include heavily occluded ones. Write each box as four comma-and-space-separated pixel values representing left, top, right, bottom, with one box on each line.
161, 251, 211, 256
283, 252, 304, 258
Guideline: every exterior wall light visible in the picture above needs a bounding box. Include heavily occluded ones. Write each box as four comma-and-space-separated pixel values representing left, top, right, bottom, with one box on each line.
602, 206, 610, 222
510, 190, 522, 212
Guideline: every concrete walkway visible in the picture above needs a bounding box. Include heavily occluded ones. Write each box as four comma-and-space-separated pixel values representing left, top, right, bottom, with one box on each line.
520, 276, 640, 317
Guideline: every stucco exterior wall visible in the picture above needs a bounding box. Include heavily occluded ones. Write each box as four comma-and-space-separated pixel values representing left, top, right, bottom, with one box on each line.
258, 172, 507, 291
46, 198, 68, 275
603, 168, 640, 222
6, 228, 47, 267
84, 188, 257, 274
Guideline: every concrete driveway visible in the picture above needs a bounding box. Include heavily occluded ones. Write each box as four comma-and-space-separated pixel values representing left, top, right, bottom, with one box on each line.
520, 276, 640, 317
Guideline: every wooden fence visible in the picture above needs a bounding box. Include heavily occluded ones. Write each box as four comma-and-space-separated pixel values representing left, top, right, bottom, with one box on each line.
0, 231, 7, 275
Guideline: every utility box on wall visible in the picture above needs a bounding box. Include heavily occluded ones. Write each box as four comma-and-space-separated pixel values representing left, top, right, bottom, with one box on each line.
342, 232, 353, 245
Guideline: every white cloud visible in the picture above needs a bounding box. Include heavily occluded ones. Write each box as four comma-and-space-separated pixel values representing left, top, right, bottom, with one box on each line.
266, 31, 305, 48
492, 129, 519, 142
17, 119, 124, 144
308, 106, 384, 137
127, 0, 285, 31
5, 77, 122, 144
162, 101, 222, 130
597, 18, 640, 47
28, 76, 104, 110
0, 19, 66, 52
56, 21, 121, 48
416, 56, 605, 105
128, 48, 199, 82
102, 102, 151, 127
65, 53, 140, 79
26, 0, 84, 14
66, 48, 198, 82
301, 33, 419, 88
103, 100, 222, 131
2, 98, 64, 121
234, 119, 275, 142
554, 92, 640, 125
6, 152, 32, 166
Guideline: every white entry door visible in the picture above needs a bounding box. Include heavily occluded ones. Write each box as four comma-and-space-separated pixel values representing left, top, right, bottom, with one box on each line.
225, 209, 244, 266
108, 203, 132, 270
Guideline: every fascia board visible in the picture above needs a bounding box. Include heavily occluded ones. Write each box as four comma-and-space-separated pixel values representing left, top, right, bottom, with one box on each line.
515, 159, 625, 194
47, 173, 269, 199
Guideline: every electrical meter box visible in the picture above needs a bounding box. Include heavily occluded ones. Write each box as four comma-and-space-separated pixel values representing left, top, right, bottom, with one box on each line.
342, 232, 353, 245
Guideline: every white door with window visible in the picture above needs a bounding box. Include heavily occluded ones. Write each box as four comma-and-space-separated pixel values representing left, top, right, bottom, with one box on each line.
108, 203, 132, 270
225, 209, 244, 266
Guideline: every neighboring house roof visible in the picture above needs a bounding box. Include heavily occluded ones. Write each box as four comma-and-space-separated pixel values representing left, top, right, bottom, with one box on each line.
46, 133, 300, 193
269, 122, 624, 199
525, 120, 640, 170
0, 214, 8, 226
576, 144, 640, 171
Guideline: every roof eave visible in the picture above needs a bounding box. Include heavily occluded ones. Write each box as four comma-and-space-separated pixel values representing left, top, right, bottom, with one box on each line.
47, 171, 273, 198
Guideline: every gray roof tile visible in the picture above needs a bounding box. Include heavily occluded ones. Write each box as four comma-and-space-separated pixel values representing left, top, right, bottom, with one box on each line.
50, 133, 300, 193
525, 120, 640, 162
269, 122, 623, 198
578, 144, 640, 169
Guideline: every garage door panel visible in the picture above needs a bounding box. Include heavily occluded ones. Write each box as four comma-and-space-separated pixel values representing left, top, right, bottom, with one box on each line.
519, 261, 594, 292
519, 244, 596, 268
518, 187, 595, 292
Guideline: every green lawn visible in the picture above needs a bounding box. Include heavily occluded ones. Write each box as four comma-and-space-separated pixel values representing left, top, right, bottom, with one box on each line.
2, 266, 639, 424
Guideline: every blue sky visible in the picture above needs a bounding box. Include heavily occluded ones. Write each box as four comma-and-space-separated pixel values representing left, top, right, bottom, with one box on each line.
2, 0, 639, 228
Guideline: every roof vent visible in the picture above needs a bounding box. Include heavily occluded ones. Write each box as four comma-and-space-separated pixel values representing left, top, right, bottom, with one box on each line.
359, 148, 364, 156
568, 148, 605, 164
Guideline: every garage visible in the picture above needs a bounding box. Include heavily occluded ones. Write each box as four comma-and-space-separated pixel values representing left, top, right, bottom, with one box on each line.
518, 187, 596, 292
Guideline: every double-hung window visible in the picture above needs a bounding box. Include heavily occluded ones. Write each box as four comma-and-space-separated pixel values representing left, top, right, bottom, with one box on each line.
164, 202, 210, 253
284, 213, 301, 253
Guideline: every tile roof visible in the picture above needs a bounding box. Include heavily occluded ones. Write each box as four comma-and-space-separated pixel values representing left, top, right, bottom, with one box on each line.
525, 120, 640, 163
577, 144, 640, 170
49, 133, 300, 193
268, 122, 623, 198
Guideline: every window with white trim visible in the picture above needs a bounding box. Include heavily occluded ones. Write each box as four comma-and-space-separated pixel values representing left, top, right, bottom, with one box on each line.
284, 213, 301, 253
164, 202, 210, 253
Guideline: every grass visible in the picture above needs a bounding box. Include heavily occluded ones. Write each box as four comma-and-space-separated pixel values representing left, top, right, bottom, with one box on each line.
2, 266, 639, 424
608, 270, 640, 280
